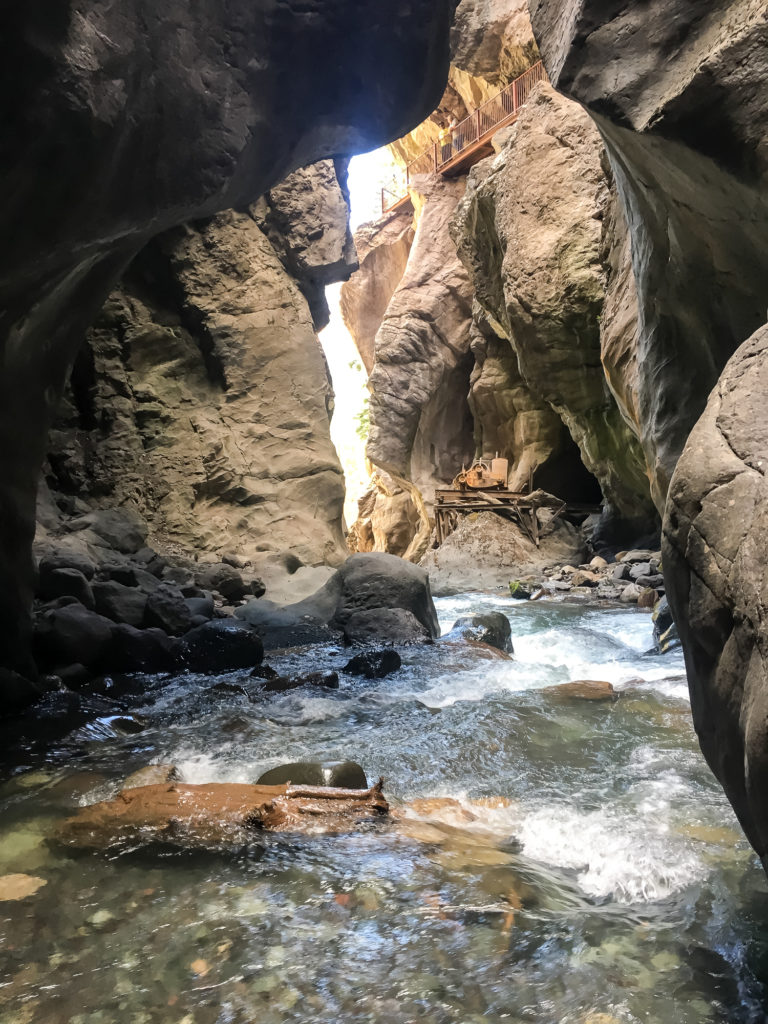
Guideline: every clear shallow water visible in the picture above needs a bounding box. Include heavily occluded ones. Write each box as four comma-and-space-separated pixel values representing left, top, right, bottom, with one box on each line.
1, 595, 767, 1024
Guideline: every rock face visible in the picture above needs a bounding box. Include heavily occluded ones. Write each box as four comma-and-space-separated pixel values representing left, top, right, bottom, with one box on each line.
664, 325, 768, 869
340, 207, 415, 374
527, 0, 768, 864
46, 162, 352, 569
365, 177, 476, 559
453, 83, 655, 529
0, 0, 459, 680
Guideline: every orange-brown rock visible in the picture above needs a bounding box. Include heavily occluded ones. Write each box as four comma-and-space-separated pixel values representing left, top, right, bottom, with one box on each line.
542, 679, 618, 702
57, 780, 389, 851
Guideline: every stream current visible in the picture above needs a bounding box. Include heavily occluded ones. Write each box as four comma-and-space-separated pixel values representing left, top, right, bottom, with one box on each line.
1, 594, 767, 1023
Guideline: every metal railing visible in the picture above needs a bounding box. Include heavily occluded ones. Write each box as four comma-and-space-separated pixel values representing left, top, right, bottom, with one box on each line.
381, 60, 547, 214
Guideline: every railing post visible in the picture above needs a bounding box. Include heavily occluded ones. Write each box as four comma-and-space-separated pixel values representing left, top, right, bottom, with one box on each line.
475, 107, 481, 140
513, 78, 519, 111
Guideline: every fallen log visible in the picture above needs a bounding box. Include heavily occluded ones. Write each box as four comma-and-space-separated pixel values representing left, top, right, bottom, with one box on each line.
56, 779, 388, 851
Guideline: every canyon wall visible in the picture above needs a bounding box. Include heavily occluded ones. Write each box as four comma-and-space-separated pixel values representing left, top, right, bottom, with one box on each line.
527, 0, 768, 864
44, 161, 352, 571
0, 0, 459, 680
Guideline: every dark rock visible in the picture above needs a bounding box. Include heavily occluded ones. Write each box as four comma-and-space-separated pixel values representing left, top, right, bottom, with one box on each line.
332, 553, 439, 638
34, 605, 115, 669
448, 613, 513, 653
611, 563, 631, 582
195, 563, 247, 603
343, 608, 431, 646
38, 549, 97, 582
144, 584, 193, 636
256, 761, 368, 789
246, 577, 267, 598
509, 580, 535, 600
176, 619, 264, 674
184, 595, 215, 620
0, 669, 47, 713
38, 568, 94, 609
110, 623, 178, 674
263, 670, 339, 693
343, 649, 402, 679
92, 580, 148, 627
97, 563, 142, 587
161, 566, 195, 588
635, 573, 664, 589
69, 508, 148, 555
56, 663, 93, 688
249, 664, 279, 680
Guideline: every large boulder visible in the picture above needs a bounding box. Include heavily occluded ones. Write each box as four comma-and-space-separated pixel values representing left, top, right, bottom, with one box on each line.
92, 581, 148, 628
34, 605, 115, 670
176, 619, 264, 674
446, 613, 513, 653
237, 552, 440, 648
664, 324, 768, 870
256, 761, 368, 789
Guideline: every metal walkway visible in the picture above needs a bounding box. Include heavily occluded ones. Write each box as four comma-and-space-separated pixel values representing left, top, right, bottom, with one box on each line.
381, 61, 547, 215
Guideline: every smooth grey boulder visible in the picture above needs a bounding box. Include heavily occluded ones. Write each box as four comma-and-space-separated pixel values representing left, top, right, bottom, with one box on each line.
175, 619, 264, 674
447, 613, 513, 653
664, 323, 768, 870
237, 552, 439, 648
68, 508, 148, 555
256, 761, 368, 789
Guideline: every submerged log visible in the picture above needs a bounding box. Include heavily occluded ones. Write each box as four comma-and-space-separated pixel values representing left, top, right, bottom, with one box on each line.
56, 779, 388, 851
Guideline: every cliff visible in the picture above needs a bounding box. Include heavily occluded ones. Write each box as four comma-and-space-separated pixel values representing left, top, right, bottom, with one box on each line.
43, 161, 353, 570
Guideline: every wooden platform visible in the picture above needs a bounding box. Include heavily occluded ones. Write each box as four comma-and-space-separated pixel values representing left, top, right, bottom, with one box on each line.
433, 489, 601, 548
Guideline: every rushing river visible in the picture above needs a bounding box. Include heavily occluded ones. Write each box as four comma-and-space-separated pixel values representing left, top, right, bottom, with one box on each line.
1, 595, 767, 1024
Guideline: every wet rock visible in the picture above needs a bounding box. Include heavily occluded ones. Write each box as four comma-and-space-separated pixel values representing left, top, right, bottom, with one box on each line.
0, 669, 48, 713
343, 607, 431, 646
262, 670, 339, 693
0, 874, 47, 901
256, 761, 368, 789
123, 765, 179, 789
652, 596, 681, 654
543, 679, 618, 701
343, 649, 402, 679
56, 663, 92, 688
509, 580, 535, 600
332, 552, 439, 638
249, 663, 279, 681
144, 584, 193, 636
448, 613, 513, 653
57, 780, 388, 849
176, 619, 263, 674
110, 623, 178, 674
92, 581, 148, 627
34, 605, 115, 669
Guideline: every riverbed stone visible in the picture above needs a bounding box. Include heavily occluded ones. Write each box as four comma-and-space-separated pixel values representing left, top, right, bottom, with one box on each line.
619, 583, 644, 604
543, 679, 618, 701
343, 649, 402, 679
176, 619, 264, 673
92, 581, 148, 627
144, 584, 193, 636
448, 613, 513, 653
34, 605, 115, 669
110, 623, 179, 674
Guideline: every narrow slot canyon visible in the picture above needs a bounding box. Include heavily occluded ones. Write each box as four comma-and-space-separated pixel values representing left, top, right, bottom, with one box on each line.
1, 1, 768, 1021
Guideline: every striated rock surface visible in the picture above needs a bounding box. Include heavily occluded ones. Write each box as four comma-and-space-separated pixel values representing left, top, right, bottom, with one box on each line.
340, 208, 415, 374
453, 83, 654, 527
528, 0, 768, 863
451, 0, 539, 85
0, 0, 459, 679
366, 178, 476, 559
664, 325, 768, 868
45, 165, 351, 569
